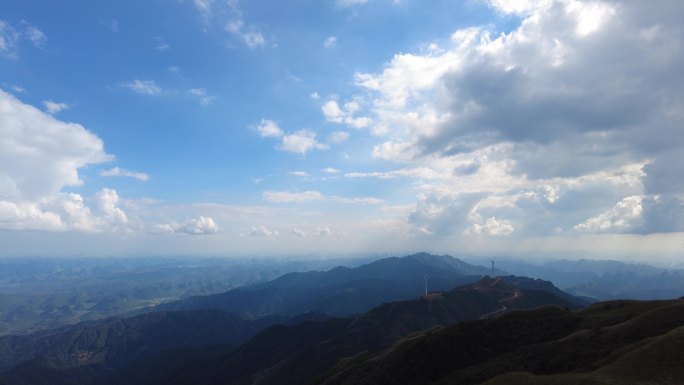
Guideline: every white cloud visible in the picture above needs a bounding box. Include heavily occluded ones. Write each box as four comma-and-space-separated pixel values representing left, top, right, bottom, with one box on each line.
154, 37, 170, 51
324, 36, 337, 48
101, 167, 150, 182
575, 196, 643, 232
192, 0, 266, 49
322, 100, 343, 120
24, 24, 46, 48
287, 171, 310, 177
277, 130, 328, 155
321, 99, 372, 129
182, 216, 220, 234
323, 167, 340, 174
331, 196, 384, 205
187, 88, 214, 105
122, 79, 162, 95
0, 20, 20, 58
193, 0, 215, 18
153, 216, 220, 235
250, 225, 278, 237
486, 0, 543, 16
317, 226, 333, 237
226, 19, 265, 49
0, 20, 47, 57
345, 166, 442, 180
327, 130, 350, 144
0, 187, 133, 233
467, 216, 515, 236
310, 92, 321, 99
256, 119, 283, 138
263, 190, 383, 206
0, 89, 139, 232
95, 188, 128, 226
293, 228, 307, 237
263, 190, 323, 203
254, 120, 328, 156
43, 100, 69, 114
10, 85, 26, 93
0, 89, 112, 202
345, 0, 684, 236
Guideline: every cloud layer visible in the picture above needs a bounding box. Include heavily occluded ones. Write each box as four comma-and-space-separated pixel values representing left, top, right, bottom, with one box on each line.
344, 0, 684, 237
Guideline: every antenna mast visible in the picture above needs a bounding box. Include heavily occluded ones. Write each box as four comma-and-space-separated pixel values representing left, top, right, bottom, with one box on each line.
424, 273, 428, 296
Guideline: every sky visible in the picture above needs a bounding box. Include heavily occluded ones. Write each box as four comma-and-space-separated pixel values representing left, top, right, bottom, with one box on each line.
1, 0, 683, 259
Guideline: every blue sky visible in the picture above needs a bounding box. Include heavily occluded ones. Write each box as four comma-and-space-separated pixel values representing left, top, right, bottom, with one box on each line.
1, 0, 683, 259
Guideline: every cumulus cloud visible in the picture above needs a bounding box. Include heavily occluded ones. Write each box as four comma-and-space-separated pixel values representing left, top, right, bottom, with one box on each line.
287, 171, 310, 178
0, 89, 112, 202
153, 216, 220, 235
254, 120, 330, 155
0, 188, 132, 233
250, 225, 278, 237
277, 130, 328, 155
95, 188, 128, 226
321, 99, 372, 129
101, 167, 150, 181
323, 167, 340, 174
468, 217, 514, 236
43, 100, 69, 114
182, 216, 219, 234
346, 0, 684, 236
0, 89, 141, 232
122, 79, 162, 95
575, 196, 643, 232
256, 119, 283, 138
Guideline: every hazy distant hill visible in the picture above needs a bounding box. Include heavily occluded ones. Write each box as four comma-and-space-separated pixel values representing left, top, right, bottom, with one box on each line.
320, 299, 684, 385
156, 253, 492, 317
489, 258, 684, 300
0, 256, 354, 336
156, 276, 581, 385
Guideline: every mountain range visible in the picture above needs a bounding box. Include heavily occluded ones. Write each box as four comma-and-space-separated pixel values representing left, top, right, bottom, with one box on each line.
0, 253, 681, 385
155, 252, 495, 317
